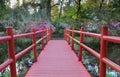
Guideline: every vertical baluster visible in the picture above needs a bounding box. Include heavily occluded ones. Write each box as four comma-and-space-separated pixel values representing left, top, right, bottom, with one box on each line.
99, 26, 108, 77
64, 28, 67, 40
68, 28, 70, 45
78, 27, 84, 61
66, 28, 68, 42
72, 27, 74, 51
32, 29, 37, 61
6, 27, 17, 77
41, 29, 44, 50
50, 28, 52, 40
49, 28, 51, 40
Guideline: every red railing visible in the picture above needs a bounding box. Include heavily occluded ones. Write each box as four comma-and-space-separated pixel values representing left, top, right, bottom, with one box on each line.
0, 27, 52, 77
64, 26, 120, 77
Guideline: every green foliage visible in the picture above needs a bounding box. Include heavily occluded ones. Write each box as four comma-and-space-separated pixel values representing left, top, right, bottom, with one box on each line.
107, 74, 113, 77
4, 72, 10, 77
63, 5, 77, 19
0, 26, 5, 31
51, 6, 59, 20
15, 38, 32, 52
0, 0, 8, 18
52, 21, 65, 38
0, 43, 8, 64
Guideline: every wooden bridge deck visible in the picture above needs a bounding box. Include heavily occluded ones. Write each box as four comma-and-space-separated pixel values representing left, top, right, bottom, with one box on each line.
25, 40, 91, 77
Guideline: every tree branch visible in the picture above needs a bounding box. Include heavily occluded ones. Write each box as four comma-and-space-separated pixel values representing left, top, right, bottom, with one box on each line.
75, 0, 79, 4
51, 3, 60, 8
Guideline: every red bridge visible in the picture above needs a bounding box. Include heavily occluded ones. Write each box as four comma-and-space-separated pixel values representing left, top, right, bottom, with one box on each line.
0, 26, 120, 77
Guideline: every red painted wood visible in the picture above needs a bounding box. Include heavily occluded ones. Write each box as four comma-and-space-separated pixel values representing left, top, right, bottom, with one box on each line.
14, 33, 33, 39
72, 27, 74, 51
64, 26, 120, 76
64, 29, 66, 40
65, 28, 67, 40
64, 29, 65, 39
78, 27, 84, 61
0, 59, 13, 71
15, 44, 34, 60
32, 29, 37, 61
50, 28, 52, 40
66, 28, 69, 43
100, 26, 108, 77
25, 40, 91, 77
41, 29, 45, 50
80, 43, 100, 59
102, 58, 120, 72
48, 28, 51, 41
0, 28, 48, 77
103, 36, 120, 44
68, 29, 70, 45
0, 36, 11, 43
6, 28, 17, 77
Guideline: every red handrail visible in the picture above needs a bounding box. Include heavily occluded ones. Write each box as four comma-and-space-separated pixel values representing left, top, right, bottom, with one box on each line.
64, 26, 120, 77
0, 27, 52, 77
0, 36, 11, 42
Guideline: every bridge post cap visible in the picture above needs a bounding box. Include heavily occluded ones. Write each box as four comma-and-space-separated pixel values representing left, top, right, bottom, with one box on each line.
102, 25, 108, 28
72, 27, 74, 30
80, 27, 84, 31
101, 25, 108, 35
32, 28, 36, 32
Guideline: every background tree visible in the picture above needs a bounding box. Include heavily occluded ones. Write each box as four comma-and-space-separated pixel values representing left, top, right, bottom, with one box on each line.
75, 0, 82, 17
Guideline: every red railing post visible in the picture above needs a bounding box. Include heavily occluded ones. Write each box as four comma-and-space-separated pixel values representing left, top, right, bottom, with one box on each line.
99, 26, 108, 77
46, 28, 49, 44
78, 27, 84, 61
65, 28, 67, 41
66, 28, 68, 42
72, 27, 74, 51
6, 27, 17, 77
46, 29, 48, 44
45, 28, 52, 44
50, 28, 52, 40
41, 29, 44, 50
64, 29, 66, 40
32, 29, 37, 61
49, 28, 51, 40
68, 28, 70, 45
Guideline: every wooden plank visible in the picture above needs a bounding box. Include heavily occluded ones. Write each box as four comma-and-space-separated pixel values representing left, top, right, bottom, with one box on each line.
25, 40, 91, 77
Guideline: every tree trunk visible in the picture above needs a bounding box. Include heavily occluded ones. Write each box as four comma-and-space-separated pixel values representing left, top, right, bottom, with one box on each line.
66, 0, 71, 13
76, 0, 81, 18
58, 0, 64, 19
39, 0, 51, 22
17, 0, 20, 6
99, 0, 104, 12
47, 0, 51, 21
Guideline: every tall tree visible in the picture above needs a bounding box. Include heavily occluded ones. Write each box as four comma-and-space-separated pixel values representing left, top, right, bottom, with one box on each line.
58, 0, 64, 19
65, 0, 71, 13
39, 0, 51, 22
75, 0, 82, 17
17, 0, 20, 6
99, 0, 104, 12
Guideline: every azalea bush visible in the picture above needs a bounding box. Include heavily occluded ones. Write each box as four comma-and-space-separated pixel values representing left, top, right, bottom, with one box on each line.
82, 19, 120, 36
109, 20, 120, 36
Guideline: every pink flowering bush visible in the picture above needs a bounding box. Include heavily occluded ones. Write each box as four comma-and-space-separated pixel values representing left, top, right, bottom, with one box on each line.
25, 20, 55, 32
110, 20, 120, 29
83, 20, 120, 36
